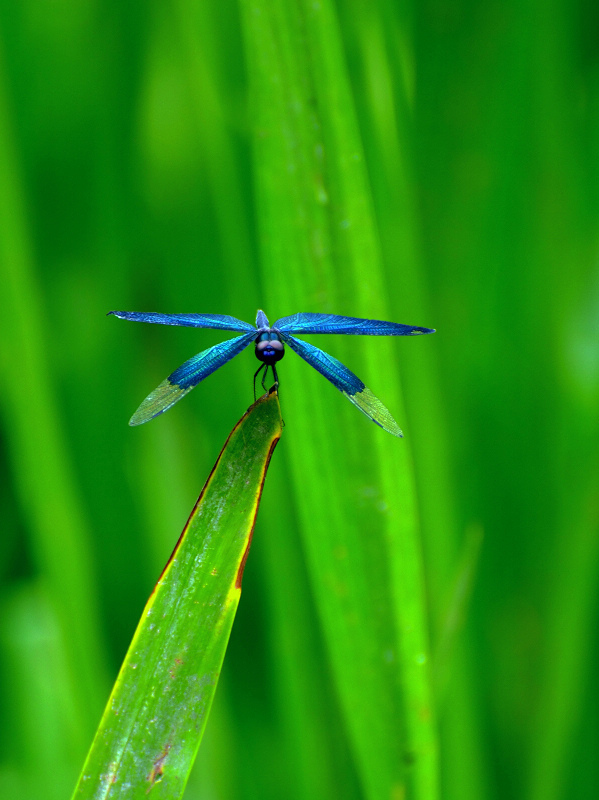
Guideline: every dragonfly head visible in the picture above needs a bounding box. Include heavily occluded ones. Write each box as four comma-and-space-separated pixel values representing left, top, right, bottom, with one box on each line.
255, 331, 285, 364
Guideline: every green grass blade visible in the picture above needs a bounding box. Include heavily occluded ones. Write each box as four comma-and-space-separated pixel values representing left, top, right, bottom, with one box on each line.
71, 391, 282, 799
0, 34, 108, 741
240, 1, 438, 798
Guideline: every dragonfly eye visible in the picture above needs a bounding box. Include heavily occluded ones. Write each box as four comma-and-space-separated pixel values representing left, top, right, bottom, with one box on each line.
255, 338, 284, 364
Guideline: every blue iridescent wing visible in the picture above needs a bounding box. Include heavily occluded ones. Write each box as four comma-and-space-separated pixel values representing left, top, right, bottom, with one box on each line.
129, 332, 255, 426
280, 333, 403, 437
274, 312, 435, 336
109, 310, 255, 332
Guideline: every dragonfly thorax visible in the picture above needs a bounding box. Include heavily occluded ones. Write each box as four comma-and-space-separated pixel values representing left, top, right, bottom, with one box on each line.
255, 331, 284, 365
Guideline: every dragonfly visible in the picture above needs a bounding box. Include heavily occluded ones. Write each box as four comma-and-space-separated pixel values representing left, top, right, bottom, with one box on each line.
108, 309, 435, 437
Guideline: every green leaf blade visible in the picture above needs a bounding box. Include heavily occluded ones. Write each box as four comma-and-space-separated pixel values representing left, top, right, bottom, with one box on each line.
72, 391, 282, 799
240, 0, 438, 797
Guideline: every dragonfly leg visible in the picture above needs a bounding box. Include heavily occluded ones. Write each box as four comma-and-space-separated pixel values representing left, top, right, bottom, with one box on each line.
272, 363, 279, 390
253, 364, 266, 401
261, 365, 269, 392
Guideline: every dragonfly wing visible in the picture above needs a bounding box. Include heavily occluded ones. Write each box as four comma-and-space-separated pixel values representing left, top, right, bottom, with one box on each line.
274, 312, 434, 336
282, 334, 403, 437
109, 310, 255, 332
129, 332, 255, 425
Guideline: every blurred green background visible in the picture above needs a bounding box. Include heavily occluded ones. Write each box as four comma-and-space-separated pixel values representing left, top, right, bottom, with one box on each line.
1, 0, 598, 799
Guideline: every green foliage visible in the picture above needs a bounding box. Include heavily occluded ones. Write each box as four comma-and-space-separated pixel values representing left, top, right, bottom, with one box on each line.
241, 0, 436, 796
72, 392, 282, 799
0, 1, 598, 799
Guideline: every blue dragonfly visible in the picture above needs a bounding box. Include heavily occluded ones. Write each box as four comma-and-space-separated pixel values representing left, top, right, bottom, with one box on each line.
109, 309, 435, 437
